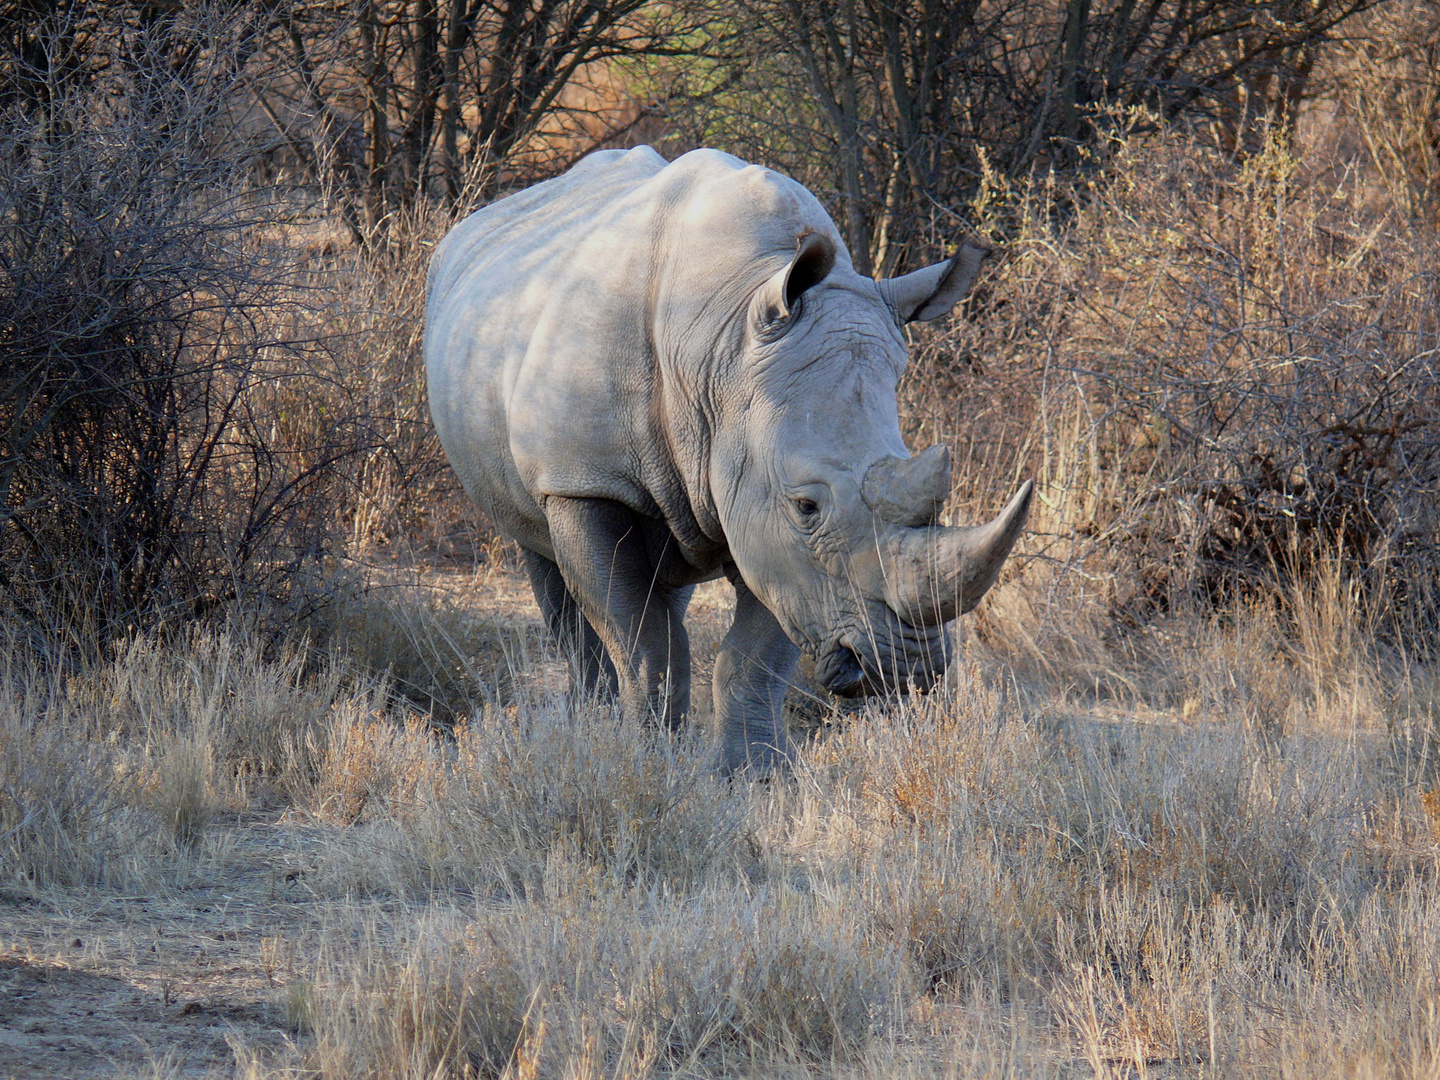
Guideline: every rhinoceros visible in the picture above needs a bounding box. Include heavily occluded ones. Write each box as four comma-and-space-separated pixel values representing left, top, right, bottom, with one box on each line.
425, 146, 1032, 774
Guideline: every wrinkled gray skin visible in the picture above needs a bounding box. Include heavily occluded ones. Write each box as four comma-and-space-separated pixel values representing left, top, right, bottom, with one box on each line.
425, 147, 1032, 774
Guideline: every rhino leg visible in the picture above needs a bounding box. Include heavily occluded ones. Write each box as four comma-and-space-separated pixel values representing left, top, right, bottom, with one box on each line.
714, 568, 799, 776
522, 548, 619, 699
544, 496, 693, 729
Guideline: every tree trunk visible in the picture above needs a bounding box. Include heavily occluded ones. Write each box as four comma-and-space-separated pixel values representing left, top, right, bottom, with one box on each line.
1060, 0, 1091, 154
358, 0, 391, 237
407, 0, 440, 193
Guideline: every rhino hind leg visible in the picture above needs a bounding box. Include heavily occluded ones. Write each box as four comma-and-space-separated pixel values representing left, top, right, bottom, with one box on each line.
522, 548, 619, 699
714, 568, 800, 776
543, 496, 694, 729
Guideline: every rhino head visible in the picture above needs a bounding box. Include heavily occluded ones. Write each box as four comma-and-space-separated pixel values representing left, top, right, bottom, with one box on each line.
711, 232, 1033, 697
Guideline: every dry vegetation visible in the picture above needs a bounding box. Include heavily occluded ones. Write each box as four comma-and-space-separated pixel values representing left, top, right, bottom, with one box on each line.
3, 0, 1440, 1076
4, 579, 1439, 1077
919, 112, 1440, 691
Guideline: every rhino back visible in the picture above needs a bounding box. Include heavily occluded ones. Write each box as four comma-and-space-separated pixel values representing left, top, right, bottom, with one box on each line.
424, 146, 846, 563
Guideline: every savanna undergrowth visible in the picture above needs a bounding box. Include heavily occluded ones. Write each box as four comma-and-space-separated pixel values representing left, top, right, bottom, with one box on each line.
909, 116, 1440, 692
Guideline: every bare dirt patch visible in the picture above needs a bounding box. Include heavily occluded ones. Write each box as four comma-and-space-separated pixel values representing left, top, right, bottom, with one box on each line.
0, 822, 317, 1078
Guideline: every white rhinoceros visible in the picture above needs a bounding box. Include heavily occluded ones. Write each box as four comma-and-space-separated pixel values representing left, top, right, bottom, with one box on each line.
425, 146, 1032, 773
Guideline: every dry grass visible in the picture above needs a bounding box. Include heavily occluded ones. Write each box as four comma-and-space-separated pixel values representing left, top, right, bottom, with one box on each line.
304, 875, 909, 1079
306, 695, 756, 899
0, 702, 141, 890
312, 572, 526, 724
2, 548, 1438, 1078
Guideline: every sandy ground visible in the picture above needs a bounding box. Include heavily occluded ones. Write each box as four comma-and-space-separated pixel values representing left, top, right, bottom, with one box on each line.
1, 822, 323, 1077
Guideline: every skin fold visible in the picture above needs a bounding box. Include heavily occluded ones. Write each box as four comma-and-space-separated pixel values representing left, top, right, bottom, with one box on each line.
425, 146, 1030, 774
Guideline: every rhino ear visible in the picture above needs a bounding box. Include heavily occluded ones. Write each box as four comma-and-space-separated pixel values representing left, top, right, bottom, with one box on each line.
879, 237, 992, 324
753, 232, 837, 329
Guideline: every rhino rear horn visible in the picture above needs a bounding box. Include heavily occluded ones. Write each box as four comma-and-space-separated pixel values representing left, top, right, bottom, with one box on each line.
753, 232, 837, 328
879, 237, 992, 324
863, 445, 952, 526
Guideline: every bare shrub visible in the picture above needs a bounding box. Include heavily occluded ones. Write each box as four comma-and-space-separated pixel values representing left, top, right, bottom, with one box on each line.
908, 113, 1440, 684
245, 190, 505, 561
660, 0, 1373, 273
289, 204, 462, 552
244, 0, 712, 237
1327, 0, 1440, 226
0, 8, 346, 650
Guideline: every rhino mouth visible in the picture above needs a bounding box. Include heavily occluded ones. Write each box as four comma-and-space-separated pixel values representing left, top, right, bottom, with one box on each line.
813, 610, 950, 698
815, 645, 866, 697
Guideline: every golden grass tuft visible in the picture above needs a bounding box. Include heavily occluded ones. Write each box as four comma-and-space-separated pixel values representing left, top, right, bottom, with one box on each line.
309, 696, 756, 899
0, 707, 139, 889
306, 871, 909, 1079
82, 628, 342, 803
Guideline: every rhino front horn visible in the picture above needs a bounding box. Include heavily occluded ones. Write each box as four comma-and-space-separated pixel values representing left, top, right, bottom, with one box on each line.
884, 479, 1035, 626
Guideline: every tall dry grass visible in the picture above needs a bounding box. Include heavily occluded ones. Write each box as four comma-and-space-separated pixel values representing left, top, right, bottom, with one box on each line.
311, 576, 525, 724
1328, 0, 1440, 227
218, 624, 1434, 1079
0, 626, 364, 889
0, 693, 141, 888
273, 197, 487, 557
304, 874, 909, 1079
307, 698, 755, 898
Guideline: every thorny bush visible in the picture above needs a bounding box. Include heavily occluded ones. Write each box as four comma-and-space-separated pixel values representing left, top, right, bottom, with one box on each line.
0, 10, 349, 652
905, 116, 1440, 657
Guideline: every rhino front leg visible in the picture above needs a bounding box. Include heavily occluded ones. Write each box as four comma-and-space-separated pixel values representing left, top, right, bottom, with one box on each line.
522, 548, 619, 699
544, 496, 693, 728
714, 569, 800, 776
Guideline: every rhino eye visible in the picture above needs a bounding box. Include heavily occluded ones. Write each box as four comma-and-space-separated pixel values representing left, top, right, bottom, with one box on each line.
792, 496, 820, 519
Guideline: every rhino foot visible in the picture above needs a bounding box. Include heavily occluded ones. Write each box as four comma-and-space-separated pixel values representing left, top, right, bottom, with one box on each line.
714, 569, 800, 778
